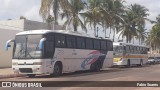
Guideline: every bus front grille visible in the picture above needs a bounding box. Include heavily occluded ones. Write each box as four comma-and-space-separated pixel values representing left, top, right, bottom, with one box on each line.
19, 68, 33, 73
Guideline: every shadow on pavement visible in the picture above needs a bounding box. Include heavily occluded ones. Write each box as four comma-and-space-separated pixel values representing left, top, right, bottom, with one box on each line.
29, 68, 129, 78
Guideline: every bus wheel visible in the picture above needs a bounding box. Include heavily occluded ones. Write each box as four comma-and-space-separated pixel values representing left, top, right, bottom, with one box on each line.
52, 62, 62, 77
138, 59, 143, 67
126, 59, 130, 68
90, 63, 100, 72
27, 74, 36, 78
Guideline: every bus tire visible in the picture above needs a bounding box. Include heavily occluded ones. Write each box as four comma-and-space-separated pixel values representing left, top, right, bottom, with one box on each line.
52, 62, 62, 77
126, 59, 130, 67
27, 74, 36, 78
90, 63, 101, 72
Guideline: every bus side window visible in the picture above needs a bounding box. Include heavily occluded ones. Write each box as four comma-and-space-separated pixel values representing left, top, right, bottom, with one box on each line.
100, 40, 107, 50
140, 47, 142, 54
61, 35, 65, 48
93, 39, 100, 50
86, 38, 93, 49
110, 41, 113, 51
66, 35, 72, 48
77, 37, 85, 49
106, 41, 112, 51
71, 36, 76, 48
123, 46, 126, 50
134, 46, 137, 54
126, 46, 130, 53
137, 47, 139, 54
44, 40, 54, 58
106, 41, 110, 51
55, 34, 66, 48
55, 34, 61, 47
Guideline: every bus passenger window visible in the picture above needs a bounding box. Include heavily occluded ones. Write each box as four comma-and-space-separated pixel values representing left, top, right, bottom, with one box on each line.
101, 40, 107, 50
77, 37, 85, 49
71, 36, 76, 48
55, 34, 66, 48
66, 36, 72, 48
94, 40, 100, 50
86, 38, 93, 49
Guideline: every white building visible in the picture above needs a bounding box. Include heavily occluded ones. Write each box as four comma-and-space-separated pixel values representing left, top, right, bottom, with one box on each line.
0, 19, 64, 68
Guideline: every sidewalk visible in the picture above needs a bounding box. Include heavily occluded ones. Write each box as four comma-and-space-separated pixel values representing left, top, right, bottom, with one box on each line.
0, 68, 25, 79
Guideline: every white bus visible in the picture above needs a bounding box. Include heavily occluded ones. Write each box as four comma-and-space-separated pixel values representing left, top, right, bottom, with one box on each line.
113, 42, 148, 67
5, 30, 113, 77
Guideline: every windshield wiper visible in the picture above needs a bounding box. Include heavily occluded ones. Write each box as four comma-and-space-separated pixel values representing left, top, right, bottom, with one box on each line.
17, 47, 25, 59
26, 50, 34, 59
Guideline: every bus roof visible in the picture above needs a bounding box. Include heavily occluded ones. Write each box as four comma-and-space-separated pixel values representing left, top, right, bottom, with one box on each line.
16, 30, 112, 41
113, 42, 148, 48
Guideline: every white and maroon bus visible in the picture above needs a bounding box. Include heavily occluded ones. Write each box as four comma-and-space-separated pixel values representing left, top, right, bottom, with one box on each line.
5, 30, 113, 77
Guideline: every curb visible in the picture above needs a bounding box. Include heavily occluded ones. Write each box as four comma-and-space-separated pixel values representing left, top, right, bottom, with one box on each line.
0, 74, 26, 79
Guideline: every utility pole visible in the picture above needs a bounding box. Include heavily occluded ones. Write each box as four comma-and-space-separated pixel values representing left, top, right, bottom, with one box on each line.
96, 27, 99, 37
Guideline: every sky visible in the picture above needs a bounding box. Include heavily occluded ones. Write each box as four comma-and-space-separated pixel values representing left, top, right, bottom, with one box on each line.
0, 0, 41, 21
0, 0, 159, 30
125, 0, 160, 31
0, 0, 159, 38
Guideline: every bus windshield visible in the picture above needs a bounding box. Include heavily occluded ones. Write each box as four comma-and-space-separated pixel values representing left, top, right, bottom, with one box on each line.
13, 35, 42, 59
113, 46, 124, 53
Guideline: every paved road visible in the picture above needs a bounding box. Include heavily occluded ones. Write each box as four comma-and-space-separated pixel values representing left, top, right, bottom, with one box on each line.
1, 64, 160, 90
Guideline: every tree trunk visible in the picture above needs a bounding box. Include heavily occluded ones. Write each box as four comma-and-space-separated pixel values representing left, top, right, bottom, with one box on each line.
94, 22, 96, 37
73, 17, 77, 32
73, 25, 77, 32
133, 37, 134, 44
113, 28, 116, 42
105, 29, 107, 38
126, 34, 129, 43
109, 27, 112, 38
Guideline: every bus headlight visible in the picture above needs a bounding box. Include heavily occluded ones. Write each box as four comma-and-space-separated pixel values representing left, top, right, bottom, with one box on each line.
33, 62, 42, 65
113, 58, 122, 62
12, 62, 18, 65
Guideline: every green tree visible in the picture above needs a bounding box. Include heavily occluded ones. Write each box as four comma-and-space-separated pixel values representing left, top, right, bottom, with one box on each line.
46, 15, 54, 29
119, 4, 149, 43
146, 15, 160, 53
82, 0, 102, 36
61, 0, 87, 32
39, 0, 70, 24
136, 26, 148, 45
46, 15, 54, 24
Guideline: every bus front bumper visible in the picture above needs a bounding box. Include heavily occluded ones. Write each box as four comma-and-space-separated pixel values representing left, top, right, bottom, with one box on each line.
12, 66, 50, 75
113, 60, 127, 66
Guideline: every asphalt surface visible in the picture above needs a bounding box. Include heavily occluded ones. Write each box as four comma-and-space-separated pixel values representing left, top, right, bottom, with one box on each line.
1, 64, 160, 90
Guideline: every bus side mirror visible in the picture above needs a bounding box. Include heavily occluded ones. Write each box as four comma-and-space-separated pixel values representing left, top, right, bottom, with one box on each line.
5, 39, 14, 51
39, 38, 46, 50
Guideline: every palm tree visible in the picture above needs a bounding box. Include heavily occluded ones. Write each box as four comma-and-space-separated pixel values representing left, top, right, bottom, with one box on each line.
81, 0, 102, 36
46, 15, 55, 29
136, 26, 148, 45
108, 0, 125, 41
119, 10, 135, 43
100, 0, 117, 38
84, 0, 125, 39
146, 15, 160, 54
146, 25, 160, 53
119, 4, 149, 43
39, 0, 70, 24
61, 0, 87, 32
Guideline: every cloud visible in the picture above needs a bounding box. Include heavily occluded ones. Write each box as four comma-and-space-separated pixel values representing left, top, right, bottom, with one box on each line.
0, 0, 42, 21
23, 6, 42, 21
0, 0, 159, 31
